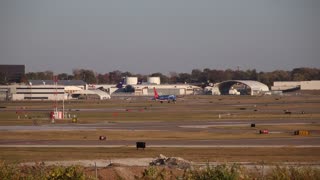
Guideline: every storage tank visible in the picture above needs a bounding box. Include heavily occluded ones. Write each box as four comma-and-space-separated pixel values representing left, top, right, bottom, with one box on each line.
125, 77, 138, 85
147, 77, 161, 85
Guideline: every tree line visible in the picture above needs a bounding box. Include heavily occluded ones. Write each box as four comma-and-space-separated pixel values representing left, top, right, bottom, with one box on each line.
19, 67, 320, 87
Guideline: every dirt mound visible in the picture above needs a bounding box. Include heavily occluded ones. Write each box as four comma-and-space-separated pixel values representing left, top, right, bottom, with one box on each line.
107, 163, 127, 167
86, 166, 147, 180
150, 154, 192, 169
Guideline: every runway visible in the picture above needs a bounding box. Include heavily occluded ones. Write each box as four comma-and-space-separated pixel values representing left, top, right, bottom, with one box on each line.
0, 119, 318, 132
1, 137, 320, 147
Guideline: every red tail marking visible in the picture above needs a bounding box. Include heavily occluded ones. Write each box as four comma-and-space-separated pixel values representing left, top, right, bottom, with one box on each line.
153, 87, 159, 99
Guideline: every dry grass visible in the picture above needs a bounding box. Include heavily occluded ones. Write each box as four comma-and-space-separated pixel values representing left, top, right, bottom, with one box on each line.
212, 124, 320, 131
1, 95, 320, 125
0, 130, 301, 141
0, 147, 319, 163
0, 122, 318, 141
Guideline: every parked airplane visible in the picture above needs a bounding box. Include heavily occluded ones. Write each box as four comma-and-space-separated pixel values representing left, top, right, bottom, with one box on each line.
153, 87, 176, 103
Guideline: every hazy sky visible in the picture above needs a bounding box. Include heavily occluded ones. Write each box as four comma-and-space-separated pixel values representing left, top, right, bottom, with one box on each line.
1, 0, 319, 75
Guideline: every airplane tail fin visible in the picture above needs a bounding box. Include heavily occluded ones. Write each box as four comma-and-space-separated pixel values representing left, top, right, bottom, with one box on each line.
153, 87, 159, 99
116, 78, 125, 88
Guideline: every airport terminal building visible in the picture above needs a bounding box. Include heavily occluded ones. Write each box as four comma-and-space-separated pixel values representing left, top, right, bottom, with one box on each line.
0, 76, 202, 101
0, 79, 112, 101
1, 85, 65, 101
5, 76, 319, 101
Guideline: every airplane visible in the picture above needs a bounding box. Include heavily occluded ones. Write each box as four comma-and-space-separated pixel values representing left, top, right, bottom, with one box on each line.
153, 87, 176, 103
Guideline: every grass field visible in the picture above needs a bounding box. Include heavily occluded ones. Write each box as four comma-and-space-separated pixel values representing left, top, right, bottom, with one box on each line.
0, 147, 320, 163
1, 123, 320, 141
1, 95, 320, 125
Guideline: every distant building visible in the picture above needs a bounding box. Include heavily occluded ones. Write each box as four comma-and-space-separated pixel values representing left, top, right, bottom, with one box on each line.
217, 80, 269, 96
4, 85, 65, 101
28, 80, 87, 90
0, 65, 25, 84
272, 80, 320, 91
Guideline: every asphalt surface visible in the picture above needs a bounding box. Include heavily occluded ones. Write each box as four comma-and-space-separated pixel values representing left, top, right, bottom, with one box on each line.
0, 119, 318, 132
1, 137, 320, 147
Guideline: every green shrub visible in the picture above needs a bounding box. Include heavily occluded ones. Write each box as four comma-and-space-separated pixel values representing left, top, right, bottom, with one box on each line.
20, 162, 47, 179
0, 161, 88, 180
46, 165, 86, 180
0, 161, 21, 180
182, 164, 249, 180
268, 165, 320, 180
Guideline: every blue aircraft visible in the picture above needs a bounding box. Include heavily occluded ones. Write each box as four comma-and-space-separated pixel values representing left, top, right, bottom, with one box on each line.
153, 87, 176, 103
